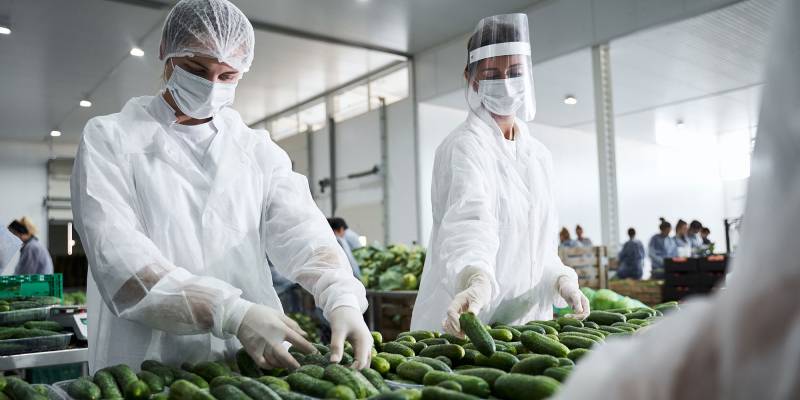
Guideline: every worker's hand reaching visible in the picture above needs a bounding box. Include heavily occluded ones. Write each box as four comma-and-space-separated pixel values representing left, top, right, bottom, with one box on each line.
237, 304, 317, 370
558, 276, 590, 320
328, 306, 373, 369
443, 270, 492, 337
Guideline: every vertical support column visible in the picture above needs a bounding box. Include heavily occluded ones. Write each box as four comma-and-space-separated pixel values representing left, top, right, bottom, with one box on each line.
305, 126, 314, 195
592, 43, 620, 252
379, 97, 390, 245
328, 116, 337, 216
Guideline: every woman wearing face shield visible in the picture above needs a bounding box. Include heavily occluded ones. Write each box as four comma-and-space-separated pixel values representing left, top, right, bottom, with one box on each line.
411, 14, 590, 335
71, 0, 371, 372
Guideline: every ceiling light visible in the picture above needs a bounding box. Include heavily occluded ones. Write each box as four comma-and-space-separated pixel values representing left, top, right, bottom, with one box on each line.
676, 120, 685, 129
50, 130, 62, 137
563, 95, 577, 105
130, 47, 144, 57
79, 100, 92, 108
0, 26, 10, 35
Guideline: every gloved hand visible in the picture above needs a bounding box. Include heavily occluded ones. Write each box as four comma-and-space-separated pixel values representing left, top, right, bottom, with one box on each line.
237, 304, 317, 370
443, 269, 492, 337
558, 276, 590, 320
328, 306, 373, 369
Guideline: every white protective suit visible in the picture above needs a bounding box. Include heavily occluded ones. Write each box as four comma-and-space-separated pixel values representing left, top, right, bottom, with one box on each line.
556, 1, 800, 398
71, 95, 366, 371
411, 106, 579, 330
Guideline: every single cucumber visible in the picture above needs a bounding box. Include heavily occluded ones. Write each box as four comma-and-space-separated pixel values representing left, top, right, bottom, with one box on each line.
509, 354, 559, 375
4, 377, 47, 400
487, 329, 513, 342
411, 342, 428, 355
493, 373, 560, 400
567, 348, 590, 362
286, 372, 335, 398
460, 349, 480, 366
371, 356, 392, 374
455, 367, 506, 389
408, 356, 452, 372
22, 320, 63, 331
137, 370, 165, 393
324, 364, 378, 398
256, 376, 290, 392
436, 381, 462, 392
597, 325, 628, 334
326, 385, 357, 400
509, 325, 547, 335
542, 366, 571, 383
67, 377, 102, 400
525, 322, 558, 336
170, 380, 214, 400
372, 332, 383, 348
624, 310, 653, 320
383, 342, 416, 357
561, 325, 607, 338
94, 369, 123, 399
555, 317, 583, 329
398, 330, 436, 341
236, 348, 263, 378
296, 364, 325, 379
419, 338, 449, 346
520, 331, 569, 358
210, 376, 241, 388
210, 384, 250, 400
124, 380, 151, 400
582, 321, 600, 329
459, 313, 495, 357
586, 311, 626, 325
557, 357, 574, 367
558, 333, 602, 346
361, 368, 392, 393
236, 377, 282, 400
419, 344, 465, 361
396, 335, 417, 344
475, 352, 518, 372
435, 356, 452, 368
141, 360, 175, 385
396, 360, 434, 383
439, 334, 468, 346
422, 371, 490, 398
109, 364, 139, 391
377, 352, 407, 371
420, 386, 480, 400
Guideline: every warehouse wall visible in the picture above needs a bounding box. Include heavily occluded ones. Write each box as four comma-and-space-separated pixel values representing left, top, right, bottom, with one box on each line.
417, 101, 730, 250
276, 98, 418, 246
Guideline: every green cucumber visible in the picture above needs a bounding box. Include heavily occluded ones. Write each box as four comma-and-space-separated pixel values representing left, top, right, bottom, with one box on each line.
108, 364, 139, 391
296, 364, 325, 379
236, 377, 282, 400
286, 372, 334, 398
67, 377, 102, 400
137, 370, 165, 393
542, 366, 571, 382
475, 352, 518, 372
557, 357, 574, 367
93, 369, 123, 399
141, 360, 175, 385
487, 329, 513, 342
418, 344, 465, 361
361, 368, 391, 393
586, 311, 626, 325
398, 330, 436, 341
326, 385, 357, 400
422, 371, 490, 398
236, 348, 263, 378
509, 354, 558, 375
567, 348, 590, 362
371, 356, 391, 375
555, 317, 583, 329
397, 360, 434, 383
436, 381, 462, 392
524, 322, 558, 336
124, 380, 151, 400
383, 342, 415, 357
408, 356, 452, 372
419, 338, 449, 346
439, 334, 468, 346
411, 342, 428, 354
210, 384, 250, 400
459, 312, 495, 357
493, 374, 560, 400
420, 387, 479, 400
256, 376, 290, 392
455, 367, 506, 389
561, 325, 607, 338
377, 352, 407, 371
519, 331, 569, 358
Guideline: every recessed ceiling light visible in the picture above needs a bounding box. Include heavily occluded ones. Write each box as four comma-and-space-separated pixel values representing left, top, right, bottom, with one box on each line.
79, 100, 92, 108
0, 26, 10, 35
130, 47, 144, 57
563, 95, 577, 105
50, 130, 62, 137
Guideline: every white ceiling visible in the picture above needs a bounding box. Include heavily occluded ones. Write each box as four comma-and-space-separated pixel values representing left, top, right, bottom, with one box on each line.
426, 0, 776, 145
0, 0, 540, 144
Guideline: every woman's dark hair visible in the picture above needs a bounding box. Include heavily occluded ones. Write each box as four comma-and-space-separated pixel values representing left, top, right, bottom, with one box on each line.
466, 22, 522, 76
658, 218, 671, 230
7, 220, 28, 235
701, 227, 711, 234
627, 228, 636, 237
689, 220, 702, 230
328, 217, 348, 231
676, 219, 688, 229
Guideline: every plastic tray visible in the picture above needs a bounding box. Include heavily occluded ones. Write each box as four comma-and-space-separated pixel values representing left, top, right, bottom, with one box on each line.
0, 306, 52, 326
385, 380, 423, 390
32, 384, 66, 400
0, 333, 72, 356
0, 274, 63, 300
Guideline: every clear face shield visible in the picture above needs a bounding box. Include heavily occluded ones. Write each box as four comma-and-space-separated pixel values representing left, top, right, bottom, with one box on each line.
465, 13, 536, 122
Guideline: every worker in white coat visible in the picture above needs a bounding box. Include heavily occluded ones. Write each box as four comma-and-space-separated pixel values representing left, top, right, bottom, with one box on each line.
411, 14, 589, 334
0, 228, 22, 273
556, 1, 800, 397
71, 0, 371, 372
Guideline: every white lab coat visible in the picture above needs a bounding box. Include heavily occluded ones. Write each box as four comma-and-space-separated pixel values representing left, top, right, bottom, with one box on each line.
556, 1, 800, 398
71, 95, 367, 372
411, 108, 577, 330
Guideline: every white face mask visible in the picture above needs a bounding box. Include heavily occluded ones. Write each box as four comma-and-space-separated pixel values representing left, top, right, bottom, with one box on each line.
166, 63, 238, 119
477, 76, 526, 116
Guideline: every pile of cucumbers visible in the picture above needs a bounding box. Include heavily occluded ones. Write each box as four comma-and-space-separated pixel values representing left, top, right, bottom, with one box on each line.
0, 297, 62, 313
63, 300, 679, 400
0, 376, 57, 400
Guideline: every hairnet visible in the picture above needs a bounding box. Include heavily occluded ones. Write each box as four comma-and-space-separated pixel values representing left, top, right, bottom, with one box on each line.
160, 0, 255, 73
465, 13, 536, 122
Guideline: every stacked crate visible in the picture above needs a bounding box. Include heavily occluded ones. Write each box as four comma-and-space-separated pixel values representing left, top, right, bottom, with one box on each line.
559, 246, 605, 288
662, 255, 728, 301
607, 279, 664, 306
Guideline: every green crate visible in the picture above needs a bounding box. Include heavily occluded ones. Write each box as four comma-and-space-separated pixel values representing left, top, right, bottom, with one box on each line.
0, 274, 63, 301
28, 363, 84, 384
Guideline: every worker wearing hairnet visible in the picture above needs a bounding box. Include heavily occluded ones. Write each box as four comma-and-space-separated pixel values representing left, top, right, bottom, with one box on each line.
71, 0, 371, 372
411, 14, 589, 334
556, 1, 800, 397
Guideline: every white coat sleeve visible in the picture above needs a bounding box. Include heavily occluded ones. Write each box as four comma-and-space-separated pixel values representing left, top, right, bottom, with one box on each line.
435, 138, 501, 297
71, 118, 251, 338
261, 143, 367, 320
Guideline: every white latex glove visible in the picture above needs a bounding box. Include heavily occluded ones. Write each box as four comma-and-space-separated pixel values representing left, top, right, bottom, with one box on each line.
328, 306, 373, 369
443, 270, 492, 337
237, 304, 317, 370
558, 276, 591, 320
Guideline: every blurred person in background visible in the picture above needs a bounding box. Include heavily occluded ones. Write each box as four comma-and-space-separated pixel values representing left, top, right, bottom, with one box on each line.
559, 227, 578, 249
673, 219, 691, 256
341, 220, 363, 251
616, 228, 644, 280
7, 217, 53, 275
648, 218, 676, 278
328, 217, 361, 278
688, 220, 704, 249
575, 224, 593, 247
701, 227, 712, 246
1, 227, 23, 274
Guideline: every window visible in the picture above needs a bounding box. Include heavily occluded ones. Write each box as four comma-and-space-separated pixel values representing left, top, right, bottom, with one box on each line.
333, 84, 369, 122
270, 113, 299, 141
298, 102, 326, 132
369, 66, 409, 109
